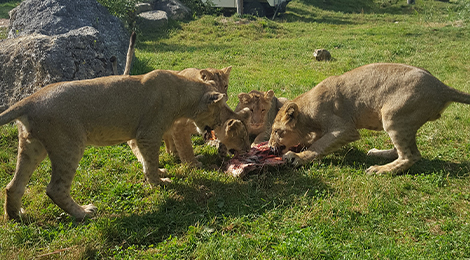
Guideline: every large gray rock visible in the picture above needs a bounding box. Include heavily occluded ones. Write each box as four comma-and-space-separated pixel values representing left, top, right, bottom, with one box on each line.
0, 27, 118, 110
154, 0, 190, 20
137, 10, 168, 30
0, 0, 130, 109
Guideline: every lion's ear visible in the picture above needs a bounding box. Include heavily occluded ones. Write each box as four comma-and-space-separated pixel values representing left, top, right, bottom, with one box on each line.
204, 92, 226, 105
238, 93, 250, 103
237, 107, 252, 122
222, 66, 232, 75
265, 90, 274, 100
283, 102, 298, 122
225, 119, 242, 137
199, 69, 213, 82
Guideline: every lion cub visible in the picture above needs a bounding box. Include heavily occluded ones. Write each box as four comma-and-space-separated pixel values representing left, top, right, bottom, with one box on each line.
235, 90, 287, 146
269, 63, 470, 174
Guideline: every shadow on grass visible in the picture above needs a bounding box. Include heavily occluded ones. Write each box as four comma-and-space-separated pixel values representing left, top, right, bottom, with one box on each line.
94, 144, 469, 249
98, 167, 331, 247
293, 0, 419, 15
320, 146, 470, 178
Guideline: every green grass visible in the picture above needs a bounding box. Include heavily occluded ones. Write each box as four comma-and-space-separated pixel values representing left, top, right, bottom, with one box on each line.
1, 0, 470, 259
0, 1, 19, 38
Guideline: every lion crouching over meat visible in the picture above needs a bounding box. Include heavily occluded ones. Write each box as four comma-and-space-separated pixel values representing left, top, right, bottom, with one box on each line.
269, 63, 470, 174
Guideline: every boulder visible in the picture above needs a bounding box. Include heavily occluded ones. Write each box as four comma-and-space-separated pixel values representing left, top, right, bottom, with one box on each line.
135, 2, 153, 14
137, 10, 169, 30
154, 0, 191, 20
0, 0, 129, 109
0, 27, 118, 110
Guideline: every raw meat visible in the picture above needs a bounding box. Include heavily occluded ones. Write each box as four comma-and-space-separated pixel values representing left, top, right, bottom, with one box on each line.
226, 141, 286, 178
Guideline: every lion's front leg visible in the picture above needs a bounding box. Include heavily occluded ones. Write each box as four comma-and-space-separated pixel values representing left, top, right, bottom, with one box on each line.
283, 127, 360, 167
282, 150, 319, 166
133, 138, 171, 185
171, 120, 202, 167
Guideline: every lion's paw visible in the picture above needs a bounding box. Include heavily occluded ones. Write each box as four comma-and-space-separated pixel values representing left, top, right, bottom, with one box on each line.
365, 165, 390, 175
282, 151, 304, 167
160, 177, 172, 183
82, 204, 98, 216
366, 148, 380, 156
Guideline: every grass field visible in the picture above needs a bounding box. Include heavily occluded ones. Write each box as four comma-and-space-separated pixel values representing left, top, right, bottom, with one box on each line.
1, 0, 470, 259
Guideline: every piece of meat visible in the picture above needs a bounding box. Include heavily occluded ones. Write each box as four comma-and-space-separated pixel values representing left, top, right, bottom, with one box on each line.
226, 141, 286, 178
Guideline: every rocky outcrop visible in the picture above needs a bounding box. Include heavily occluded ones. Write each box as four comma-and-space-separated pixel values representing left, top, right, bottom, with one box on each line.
136, 0, 191, 30
0, 0, 129, 109
0, 27, 119, 110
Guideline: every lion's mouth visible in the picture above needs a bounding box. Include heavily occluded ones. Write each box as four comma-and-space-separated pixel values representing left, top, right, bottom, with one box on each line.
269, 145, 285, 156
229, 149, 239, 157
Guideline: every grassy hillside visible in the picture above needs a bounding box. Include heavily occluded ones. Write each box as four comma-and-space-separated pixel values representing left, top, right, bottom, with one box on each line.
1, 0, 470, 259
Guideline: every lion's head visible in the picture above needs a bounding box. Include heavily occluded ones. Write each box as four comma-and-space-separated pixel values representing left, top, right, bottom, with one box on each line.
214, 107, 251, 155
235, 90, 274, 133
179, 66, 232, 95
268, 102, 303, 153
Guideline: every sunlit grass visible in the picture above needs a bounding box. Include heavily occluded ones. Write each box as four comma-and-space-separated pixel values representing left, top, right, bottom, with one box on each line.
1, 0, 470, 259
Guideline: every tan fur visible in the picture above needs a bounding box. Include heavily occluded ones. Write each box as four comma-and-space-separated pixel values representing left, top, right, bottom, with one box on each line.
213, 108, 251, 156
163, 67, 249, 166
119, 33, 247, 164
0, 69, 233, 221
123, 31, 136, 76
235, 90, 287, 145
269, 63, 470, 174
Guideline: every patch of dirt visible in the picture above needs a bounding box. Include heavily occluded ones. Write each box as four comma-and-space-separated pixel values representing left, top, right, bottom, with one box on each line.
0, 19, 10, 28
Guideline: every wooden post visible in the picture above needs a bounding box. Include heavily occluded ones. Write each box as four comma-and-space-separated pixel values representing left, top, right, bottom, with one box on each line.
236, 0, 243, 15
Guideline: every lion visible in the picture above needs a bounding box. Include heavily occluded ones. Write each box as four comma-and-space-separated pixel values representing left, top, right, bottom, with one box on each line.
0, 69, 236, 221
269, 63, 470, 174
160, 66, 252, 166
234, 90, 287, 146
119, 32, 249, 165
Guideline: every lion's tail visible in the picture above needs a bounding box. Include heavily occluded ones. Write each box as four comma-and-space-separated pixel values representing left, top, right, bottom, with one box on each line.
123, 31, 136, 76
0, 101, 28, 126
447, 87, 470, 105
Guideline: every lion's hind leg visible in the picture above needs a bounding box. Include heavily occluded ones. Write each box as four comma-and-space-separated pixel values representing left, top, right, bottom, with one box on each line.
46, 145, 97, 221
366, 127, 421, 175
4, 130, 47, 220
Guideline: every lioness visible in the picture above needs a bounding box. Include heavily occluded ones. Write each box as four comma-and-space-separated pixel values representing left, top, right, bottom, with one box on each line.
269, 63, 470, 174
1, 69, 233, 221
235, 90, 287, 146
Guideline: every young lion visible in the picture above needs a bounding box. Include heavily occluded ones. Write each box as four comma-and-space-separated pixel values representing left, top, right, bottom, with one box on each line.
0, 69, 233, 221
162, 67, 254, 166
119, 32, 250, 165
235, 90, 287, 146
269, 63, 470, 174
